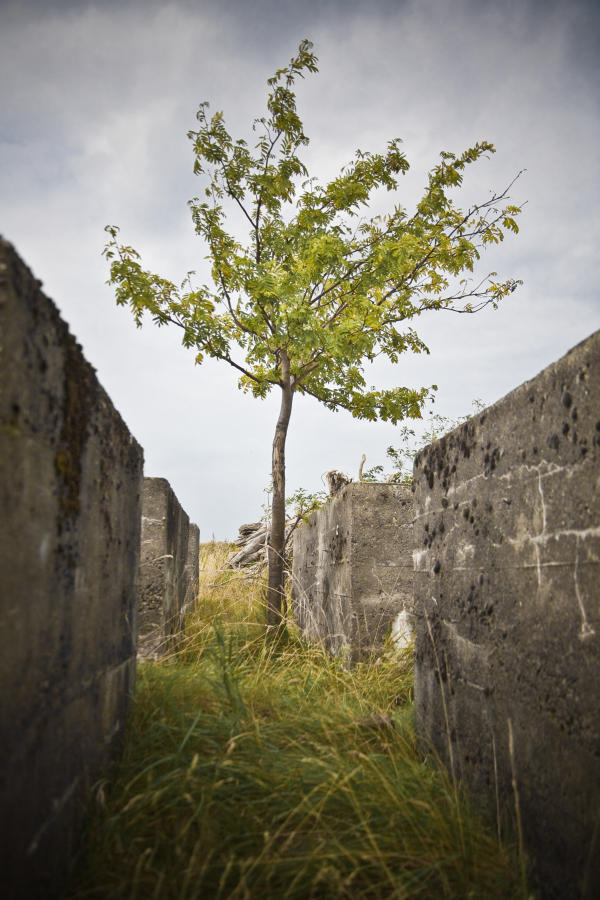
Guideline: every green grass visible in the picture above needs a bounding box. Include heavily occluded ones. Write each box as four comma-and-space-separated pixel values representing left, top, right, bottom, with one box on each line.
69, 544, 533, 899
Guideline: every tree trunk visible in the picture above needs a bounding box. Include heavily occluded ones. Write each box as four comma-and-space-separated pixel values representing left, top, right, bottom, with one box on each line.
267, 350, 293, 628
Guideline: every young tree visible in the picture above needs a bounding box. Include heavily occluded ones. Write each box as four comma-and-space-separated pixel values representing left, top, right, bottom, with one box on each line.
103, 39, 522, 627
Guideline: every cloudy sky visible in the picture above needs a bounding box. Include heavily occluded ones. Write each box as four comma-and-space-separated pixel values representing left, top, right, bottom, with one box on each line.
2, 0, 599, 539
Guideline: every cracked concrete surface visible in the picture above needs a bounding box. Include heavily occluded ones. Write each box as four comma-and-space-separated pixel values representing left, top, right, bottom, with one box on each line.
413, 329, 600, 900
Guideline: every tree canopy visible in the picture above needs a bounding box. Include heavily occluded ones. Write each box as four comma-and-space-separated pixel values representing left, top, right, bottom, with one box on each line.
103, 39, 522, 625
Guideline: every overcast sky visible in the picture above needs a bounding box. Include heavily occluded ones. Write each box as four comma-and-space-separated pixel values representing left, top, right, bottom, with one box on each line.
2, 0, 599, 539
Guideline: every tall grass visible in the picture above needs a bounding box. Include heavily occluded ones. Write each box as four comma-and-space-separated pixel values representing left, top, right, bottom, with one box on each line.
69, 543, 532, 899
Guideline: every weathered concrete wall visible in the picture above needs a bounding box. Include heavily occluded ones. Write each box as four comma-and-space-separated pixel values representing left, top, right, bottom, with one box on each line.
0, 238, 143, 899
413, 331, 600, 899
292, 482, 414, 660
185, 522, 200, 615
138, 478, 198, 657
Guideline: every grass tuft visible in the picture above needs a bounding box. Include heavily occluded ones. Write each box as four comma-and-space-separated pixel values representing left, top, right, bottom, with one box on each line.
69, 543, 532, 899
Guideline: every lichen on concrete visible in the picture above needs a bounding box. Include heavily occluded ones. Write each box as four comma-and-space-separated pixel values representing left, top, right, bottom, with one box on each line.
412, 330, 600, 900
292, 482, 414, 661
0, 237, 143, 899
138, 477, 198, 658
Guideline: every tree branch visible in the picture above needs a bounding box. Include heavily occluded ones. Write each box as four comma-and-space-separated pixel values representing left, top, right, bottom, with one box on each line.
222, 172, 256, 232
254, 127, 283, 262
218, 352, 279, 386
294, 351, 326, 384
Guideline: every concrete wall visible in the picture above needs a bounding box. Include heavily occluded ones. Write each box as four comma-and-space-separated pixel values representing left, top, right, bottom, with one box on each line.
185, 522, 200, 617
292, 482, 414, 661
412, 331, 600, 899
138, 477, 198, 657
0, 238, 144, 898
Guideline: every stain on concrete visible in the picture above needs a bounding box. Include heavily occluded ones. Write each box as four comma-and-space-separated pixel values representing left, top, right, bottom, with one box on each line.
138, 477, 198, 658
292, 482, 414, 661
0, 237, 143, 899
413, 330, 600, 900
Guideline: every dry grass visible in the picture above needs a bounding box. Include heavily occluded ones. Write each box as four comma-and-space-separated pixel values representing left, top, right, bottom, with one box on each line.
68, 543, 533, 899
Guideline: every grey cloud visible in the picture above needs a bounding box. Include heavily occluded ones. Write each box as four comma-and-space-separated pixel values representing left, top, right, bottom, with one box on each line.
1, 0, 598, 537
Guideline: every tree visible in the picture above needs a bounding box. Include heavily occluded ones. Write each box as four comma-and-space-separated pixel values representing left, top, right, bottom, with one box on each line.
103, 39, 522, 628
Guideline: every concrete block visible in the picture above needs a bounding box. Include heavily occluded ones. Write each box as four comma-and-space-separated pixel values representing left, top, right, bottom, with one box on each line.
412, 330, 600, 899
138, 477, 196, 657
185, 522, 200, 615
0, 238, 143, 898
292, 482, 414, 661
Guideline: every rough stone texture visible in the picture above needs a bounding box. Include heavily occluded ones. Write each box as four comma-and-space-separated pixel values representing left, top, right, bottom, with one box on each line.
138, 477, 196, 657
292, 482, 414, 661
184, 522, 200, 615
413, 331, 600, 900
0, 238, 143, 899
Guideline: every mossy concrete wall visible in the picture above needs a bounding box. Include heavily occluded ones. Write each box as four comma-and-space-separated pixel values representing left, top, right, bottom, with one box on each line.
0, 238, 143, 899
292, 482, 414, 661
413, 331, 600, 899
138, 477, 198, 657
